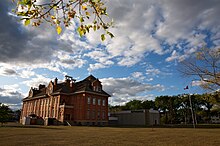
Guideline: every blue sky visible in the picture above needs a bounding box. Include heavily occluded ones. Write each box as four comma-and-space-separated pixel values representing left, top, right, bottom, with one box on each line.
0, 0, 220, 109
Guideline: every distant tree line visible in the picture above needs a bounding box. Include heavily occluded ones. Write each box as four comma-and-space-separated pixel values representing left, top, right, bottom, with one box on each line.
109, 92, 220, 124
0, 103, 21, 126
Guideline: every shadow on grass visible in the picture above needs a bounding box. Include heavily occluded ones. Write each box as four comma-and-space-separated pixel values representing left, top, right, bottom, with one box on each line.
2, 122, 220, 129
107, 124, 220, 129
0, 123, 65, 130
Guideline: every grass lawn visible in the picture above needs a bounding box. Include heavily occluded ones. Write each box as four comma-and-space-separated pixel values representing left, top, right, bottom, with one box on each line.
1, 124, 220, 146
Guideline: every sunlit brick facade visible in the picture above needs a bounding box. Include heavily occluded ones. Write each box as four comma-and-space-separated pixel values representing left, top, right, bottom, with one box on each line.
20, 75, 110, 126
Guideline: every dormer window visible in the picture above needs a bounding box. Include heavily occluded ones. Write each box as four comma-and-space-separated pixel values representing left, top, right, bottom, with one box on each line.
93, 86, 101, 92
92, 79, 102, 92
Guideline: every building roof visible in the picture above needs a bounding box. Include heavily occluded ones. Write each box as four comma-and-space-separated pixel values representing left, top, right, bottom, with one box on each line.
23, 75, 110, 101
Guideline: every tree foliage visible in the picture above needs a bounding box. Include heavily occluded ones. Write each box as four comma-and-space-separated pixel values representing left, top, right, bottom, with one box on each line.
0, 103, 12, 126
155, 95, 181, 124
179, 47, 220, 91
13, 0, 114, 40
109, 100, 155, 112
123, 100, 143, 110
109, 93, 220, 124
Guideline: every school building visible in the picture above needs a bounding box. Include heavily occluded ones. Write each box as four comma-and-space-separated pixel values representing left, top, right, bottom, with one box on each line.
20, 75, 110, 126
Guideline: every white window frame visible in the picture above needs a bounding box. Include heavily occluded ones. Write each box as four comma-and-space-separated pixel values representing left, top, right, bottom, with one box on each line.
98, 99, 101, 105
102, 99, 105, 106
93, 98, 96, 105
88, 97, 91, 104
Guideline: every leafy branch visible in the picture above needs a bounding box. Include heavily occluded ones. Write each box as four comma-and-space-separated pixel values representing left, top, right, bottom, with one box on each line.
13, 0, 114, 40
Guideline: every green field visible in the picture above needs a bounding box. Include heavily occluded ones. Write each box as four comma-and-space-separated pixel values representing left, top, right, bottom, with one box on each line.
1, 125, 220, 146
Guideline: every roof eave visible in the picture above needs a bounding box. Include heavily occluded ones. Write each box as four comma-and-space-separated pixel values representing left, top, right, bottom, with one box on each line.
22, 94, 47, 101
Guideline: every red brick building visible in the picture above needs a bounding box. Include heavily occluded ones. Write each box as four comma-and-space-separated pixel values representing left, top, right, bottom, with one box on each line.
20, 75, 110, 126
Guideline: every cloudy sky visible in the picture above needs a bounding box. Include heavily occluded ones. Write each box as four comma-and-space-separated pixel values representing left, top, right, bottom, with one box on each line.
0, 0, 220, 109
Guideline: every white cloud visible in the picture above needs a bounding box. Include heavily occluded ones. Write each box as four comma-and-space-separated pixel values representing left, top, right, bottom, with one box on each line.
145, 64, 172, 78
192, 80, 206, 87
146, 68, 161, 76
101, 77, 165, 105
54, 51, 87, 70
131, 72, 144, 79
166, 50, 180, 62
88, 63, 106, 72
1, 0, 220, 73
118, 56, 142, 67
84, 50, 112, 64
146, 78, 154, 82
22, 74, 51, 88
85, 49, 114, 72
0, 86, 24, 110
20, 70, 36, 78
106, 36, 134, 57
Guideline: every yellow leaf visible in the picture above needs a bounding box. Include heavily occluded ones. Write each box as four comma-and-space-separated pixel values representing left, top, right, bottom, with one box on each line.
101, 34, 105, 41
51, 16, 56, 19
24, 19, 30, 26
80, 17, 84, 22
82, 5, 87, 10
93, 25, 96, 31
53, 6, 57, 10
86, 12, 90, 16
56, 26, 62, 35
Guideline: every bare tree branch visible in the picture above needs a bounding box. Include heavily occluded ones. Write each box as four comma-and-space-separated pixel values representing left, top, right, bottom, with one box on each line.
179, 47, 220, 91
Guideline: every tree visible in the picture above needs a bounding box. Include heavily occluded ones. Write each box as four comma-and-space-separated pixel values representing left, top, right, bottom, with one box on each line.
142, 100, 156, 109
155, 95, 182, 124
0, 103, 12, 126
13, 109, 21, 121
13, 0, 114, 40
155, 96, 170, 124
123, 100, 143, 110
179, 47, 220, 91
178, 95, 191, 124
195, 93, 218, 123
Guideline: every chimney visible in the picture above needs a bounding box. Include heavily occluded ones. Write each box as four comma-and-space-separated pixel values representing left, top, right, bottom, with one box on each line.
70, 81, 75, 91
54, 78, 58, 86
65, 78, 70, 87
39, 84, 45, 90
65, 75, 75, 88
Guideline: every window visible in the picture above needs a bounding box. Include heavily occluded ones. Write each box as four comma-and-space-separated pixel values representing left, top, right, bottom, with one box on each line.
87, 110, 90, 119
93, 86, 101, 92
92, 110, 96, 119
102, 111, 105, 119
88, 97, 91, 104
52, 109, 54, 117
102, 99, 105, 106
98, 99, 101, 105
97, 111, 100, 119
46, 99, 49, 105
93, 98, 96, 105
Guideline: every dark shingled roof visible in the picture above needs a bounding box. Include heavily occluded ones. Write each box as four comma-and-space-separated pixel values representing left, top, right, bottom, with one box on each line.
23, 75, 110, 101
